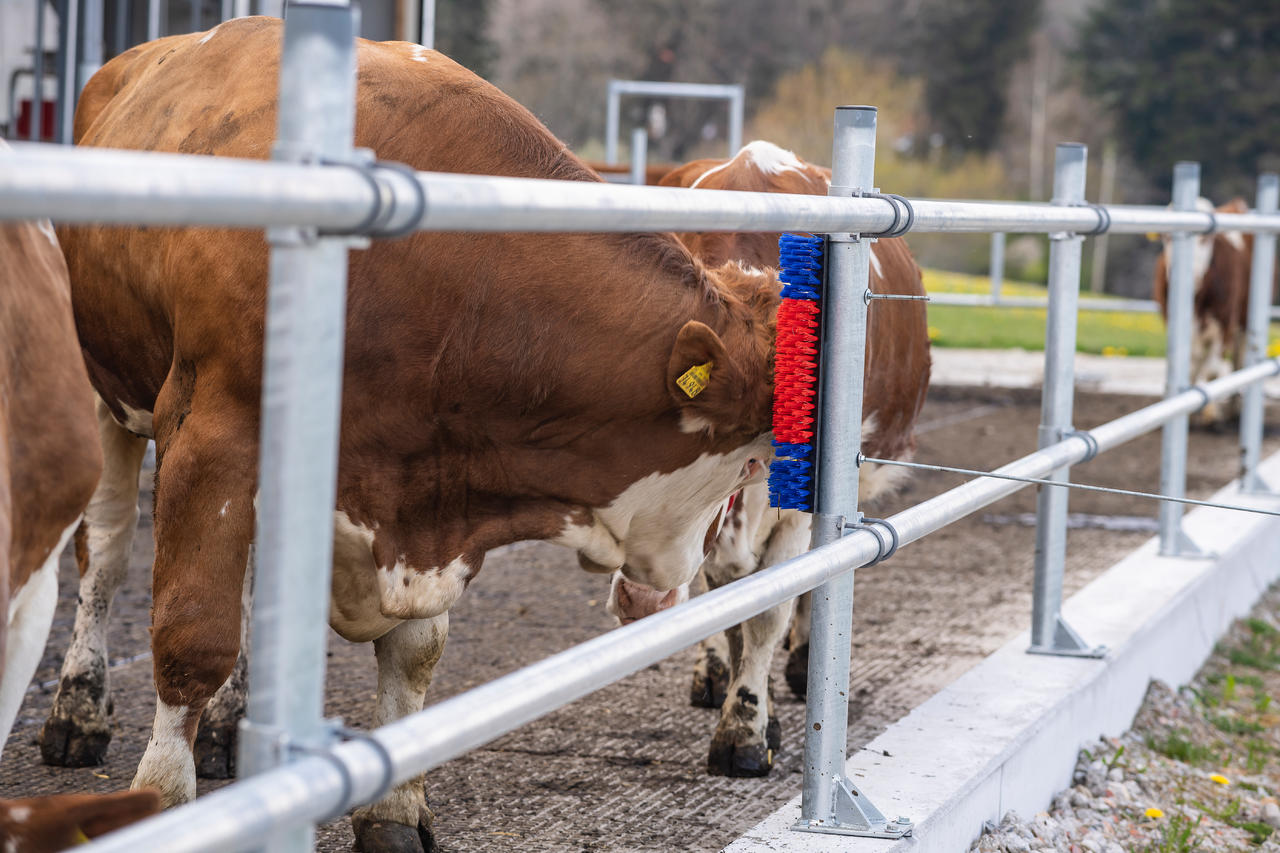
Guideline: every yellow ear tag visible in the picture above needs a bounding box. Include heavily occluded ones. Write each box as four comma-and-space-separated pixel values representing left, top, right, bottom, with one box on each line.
676, 361, 713, 398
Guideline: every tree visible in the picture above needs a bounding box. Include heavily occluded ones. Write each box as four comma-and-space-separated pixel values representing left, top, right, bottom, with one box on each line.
436, 0, 494, 79
912, 0, 1043, 154
1077, 0, 1280, 200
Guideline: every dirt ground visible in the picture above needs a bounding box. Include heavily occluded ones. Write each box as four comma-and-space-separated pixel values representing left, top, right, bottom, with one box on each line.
4, 385, 1278, 852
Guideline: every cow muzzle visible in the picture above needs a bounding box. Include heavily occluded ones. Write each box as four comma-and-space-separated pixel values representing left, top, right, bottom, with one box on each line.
606, 573, 690, 625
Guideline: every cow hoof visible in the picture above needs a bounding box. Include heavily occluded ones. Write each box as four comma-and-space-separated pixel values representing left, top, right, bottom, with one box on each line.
39, 713, 111, 767
767, 715, 781, 752
352, 817, 438, 853
194, 718, 238, 779
690, 655, 729, 709
707, 738, 773, 778
784, 643, 809, 699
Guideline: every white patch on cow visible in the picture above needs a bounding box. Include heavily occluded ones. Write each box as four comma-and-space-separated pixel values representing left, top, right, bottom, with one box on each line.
678, 412, 717, 435
35, 219, 58, 249
218, 499, 231, 518
739, 140, 804, 177
112, 400, 154, 438
1223, 230, 1245, 251
6, 807, 30, 824
1162, 232, 1216, 298
728, 260, 768, 278
869, 244, 883, 278
378, 555, 470, 621
328, 511, 468, 638
329, 510, 401, 642
409, 45, 431, 63
690, 140, 805, 190
688, 158, 735, 190
554, 513, 626, 571
197, 25, 219, 44
133, 700, 196, 807
0, 520, 73, 754
591, 435, 774, 591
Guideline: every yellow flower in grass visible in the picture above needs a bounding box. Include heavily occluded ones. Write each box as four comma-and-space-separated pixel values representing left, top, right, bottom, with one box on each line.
1268, 341, 1280, 359
927, 326, 941, 341
1145, 807, 1165, 819
1210, 773, 1231, 786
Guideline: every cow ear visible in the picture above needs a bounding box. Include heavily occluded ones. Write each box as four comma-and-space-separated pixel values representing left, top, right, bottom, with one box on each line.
666, 321, 750, 432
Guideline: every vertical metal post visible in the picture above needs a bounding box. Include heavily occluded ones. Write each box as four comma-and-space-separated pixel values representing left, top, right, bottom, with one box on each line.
190, 0, 200, 31
1028, 143, 1104, 659
604, 82, 620, 166
233, 0, 249, 18
1159, 162, 1207, 557
78, 0, 103, 92
1088, 140, 1118, 292
57, 0, 79, 144
629, 127, 647, 186
1240, 172, 1279, 494
794, 105, 910, 840
237, 3, 358, 851
727, 86, 744, 157
31, 0, 46, 141
990, 232, 1006, 302
113, 0, 128, 56
419, 0, 434, 48
146, 0, 159, 40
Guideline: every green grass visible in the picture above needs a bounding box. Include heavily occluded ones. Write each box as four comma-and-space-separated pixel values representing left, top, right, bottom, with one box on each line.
1208, 714, 1264, 736
920, 268, 1280, 357
1147, 730, 1218, 765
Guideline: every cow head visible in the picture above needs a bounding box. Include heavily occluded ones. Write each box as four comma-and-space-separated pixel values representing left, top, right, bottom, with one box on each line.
1160, 198, 1221, 294
557, 261, 777, 599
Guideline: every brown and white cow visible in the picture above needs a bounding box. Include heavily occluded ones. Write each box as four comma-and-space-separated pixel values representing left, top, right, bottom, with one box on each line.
0, 147, 161, 852
1152, 197, 1264, 426
620, 140, 930, 777
41, 18, 779, 852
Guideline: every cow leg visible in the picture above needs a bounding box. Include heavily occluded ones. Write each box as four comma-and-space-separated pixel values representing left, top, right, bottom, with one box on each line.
691, 631, 731, 708
703, 510, 806, 778
194, 553, 252, 779
41, 398, 148, 767
784, 591, 811, 699
352, 615, 449, 853
705, 596, 792, 777
1190, 321, 1225, 426
132, 406, 254, 807
688, 568, 730, 708
1, 520, 74, 752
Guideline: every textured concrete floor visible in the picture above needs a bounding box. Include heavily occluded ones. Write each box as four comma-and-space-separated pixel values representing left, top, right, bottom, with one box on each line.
3, 384, 1276, 852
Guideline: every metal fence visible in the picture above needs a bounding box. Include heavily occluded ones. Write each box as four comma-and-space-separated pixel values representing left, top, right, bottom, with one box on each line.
2, 2, 1279, 849
602, 79, 745, 169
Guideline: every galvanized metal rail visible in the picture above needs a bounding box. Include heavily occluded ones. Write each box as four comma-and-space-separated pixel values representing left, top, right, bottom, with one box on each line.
6, 143, 1280, 237
4, 39, 1280, 849
76, 355, 1280, 853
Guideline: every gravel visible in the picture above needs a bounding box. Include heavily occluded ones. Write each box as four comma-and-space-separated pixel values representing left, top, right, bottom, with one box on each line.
971, 584, 1280, 853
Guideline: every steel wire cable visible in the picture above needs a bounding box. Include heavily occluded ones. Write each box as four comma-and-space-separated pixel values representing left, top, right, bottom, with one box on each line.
858, 455, 1280, 519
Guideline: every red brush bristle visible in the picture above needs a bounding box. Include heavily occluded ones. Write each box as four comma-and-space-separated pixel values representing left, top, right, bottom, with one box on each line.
772, 298, 820, 444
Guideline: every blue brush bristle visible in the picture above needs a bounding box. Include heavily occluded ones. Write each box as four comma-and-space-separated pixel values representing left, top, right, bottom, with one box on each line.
769, 233, 825, 512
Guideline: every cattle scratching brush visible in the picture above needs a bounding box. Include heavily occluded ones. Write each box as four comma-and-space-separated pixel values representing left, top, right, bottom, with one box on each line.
768, 233, 826, 512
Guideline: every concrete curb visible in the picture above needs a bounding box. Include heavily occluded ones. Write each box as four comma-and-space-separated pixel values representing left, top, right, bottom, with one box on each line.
725, 451, 1280, 852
